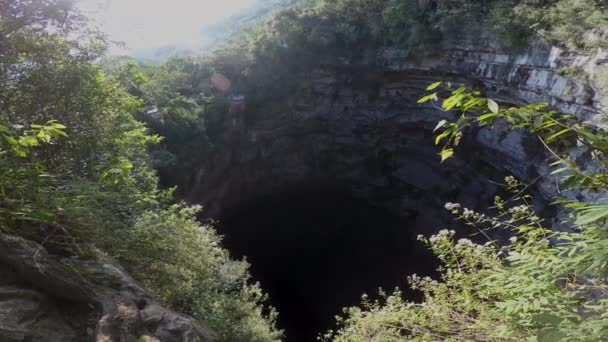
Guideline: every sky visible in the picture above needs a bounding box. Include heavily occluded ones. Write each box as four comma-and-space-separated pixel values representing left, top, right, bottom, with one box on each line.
78, 0, 257, 50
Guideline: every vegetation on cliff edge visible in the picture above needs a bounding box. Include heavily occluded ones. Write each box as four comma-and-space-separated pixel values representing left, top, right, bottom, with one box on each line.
0, 1, 281, 340
1, 0, 607, 341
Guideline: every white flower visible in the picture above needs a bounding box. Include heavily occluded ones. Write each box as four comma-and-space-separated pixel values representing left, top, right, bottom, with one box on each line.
509, 236, 518, 243
444, 202, 461, 210
417, 234, 424, 241
457, 238, 473, 246
449, 230, 456, 236
439, 229, 450, 236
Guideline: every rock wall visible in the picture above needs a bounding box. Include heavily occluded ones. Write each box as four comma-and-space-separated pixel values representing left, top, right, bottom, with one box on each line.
190, 37, 607, 232
0, 232, 215, 342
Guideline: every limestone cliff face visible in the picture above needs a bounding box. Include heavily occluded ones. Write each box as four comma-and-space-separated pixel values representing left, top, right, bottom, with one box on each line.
191, 36, 607, 232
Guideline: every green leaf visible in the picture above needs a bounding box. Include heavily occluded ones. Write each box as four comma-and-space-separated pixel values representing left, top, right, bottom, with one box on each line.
119, 161, 133, 171
18, 136, 38, 147
417, 93, 437, 104
435, 130, 451, 145
4, 135, 18, 146
575, 206, 608, 225
47, 127, 68, 137
440, 149, 454, 163
487, 99, 499, 113
546, 128, 572, 143
443, 94, 464, 111
453, 86, 466, 94
478, 113, 500, 125
37, 130, 51, 143
426, 81, 442, 91
50, 123, 66, 129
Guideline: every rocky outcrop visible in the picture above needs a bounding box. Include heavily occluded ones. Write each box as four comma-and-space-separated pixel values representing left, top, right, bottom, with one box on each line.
0, 232, 215, 342
190, 36, 607, 233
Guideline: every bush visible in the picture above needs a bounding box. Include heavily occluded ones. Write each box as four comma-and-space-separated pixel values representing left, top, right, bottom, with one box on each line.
0, 2, 281, 340
112, 204, 282, 341
326, 85, 608, 341
491, 0, 608, 50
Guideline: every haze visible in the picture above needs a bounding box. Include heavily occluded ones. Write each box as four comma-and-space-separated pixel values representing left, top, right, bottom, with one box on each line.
78, 0, 256, 50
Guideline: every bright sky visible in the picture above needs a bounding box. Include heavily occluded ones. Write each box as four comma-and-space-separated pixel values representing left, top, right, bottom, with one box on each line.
78, 0, 256, 50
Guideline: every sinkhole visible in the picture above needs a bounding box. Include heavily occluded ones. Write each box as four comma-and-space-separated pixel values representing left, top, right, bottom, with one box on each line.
217, 183, 441, 341
196, 105, 552, 340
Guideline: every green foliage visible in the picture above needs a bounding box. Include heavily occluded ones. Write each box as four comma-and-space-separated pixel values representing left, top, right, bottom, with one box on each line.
4, 0, 602, 340
112, 204, 282, 341
326, 85, 608, 341
0, 1, 281, 340
0, 121, 67, 157
382, 0, 440, 56
491, 0, 608, 50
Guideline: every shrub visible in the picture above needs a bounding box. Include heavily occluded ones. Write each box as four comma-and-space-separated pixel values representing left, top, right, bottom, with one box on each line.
326, 84, 608, 341
112, 204, 282, 341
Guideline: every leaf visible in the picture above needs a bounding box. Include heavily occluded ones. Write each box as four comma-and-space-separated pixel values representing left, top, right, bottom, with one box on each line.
417, 93, 437, 104
37, 130, 51, 143
440, 149, 454, 163
550, 167, 570, 176
478, 113, 500, 125
433, 120, 447, 132
3, 135, 18, 146
426, 81, 442, 91
50, 123, 66, 129
0, 124, 10, 133
48, 127, 68, 137
443, 94, 464, 111
487, 99, 499, 113
18, 136, 38, 147
119, 161, 133, 171
546, 128, 572, 143
435, 130, 451, 145
574, 206, 608, 225
453, 86, 466, 94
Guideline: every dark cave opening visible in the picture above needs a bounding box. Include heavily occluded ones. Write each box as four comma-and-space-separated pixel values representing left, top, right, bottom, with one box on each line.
217, 184, 440, 342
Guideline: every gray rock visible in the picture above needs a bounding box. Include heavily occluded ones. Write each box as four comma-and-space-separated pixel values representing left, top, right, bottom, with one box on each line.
0, 233, 215, 342
0, 286, 76, 342
189, 34, 608, 236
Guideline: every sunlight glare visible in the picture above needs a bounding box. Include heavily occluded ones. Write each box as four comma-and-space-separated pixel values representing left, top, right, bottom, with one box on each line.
78, 0, 257, 50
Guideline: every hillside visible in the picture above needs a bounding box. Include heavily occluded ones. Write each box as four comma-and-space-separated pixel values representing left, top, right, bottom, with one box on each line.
1, 0, 608, 341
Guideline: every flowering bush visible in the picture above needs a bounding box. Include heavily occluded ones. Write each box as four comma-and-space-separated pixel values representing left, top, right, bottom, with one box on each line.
325, 86, 608, 341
